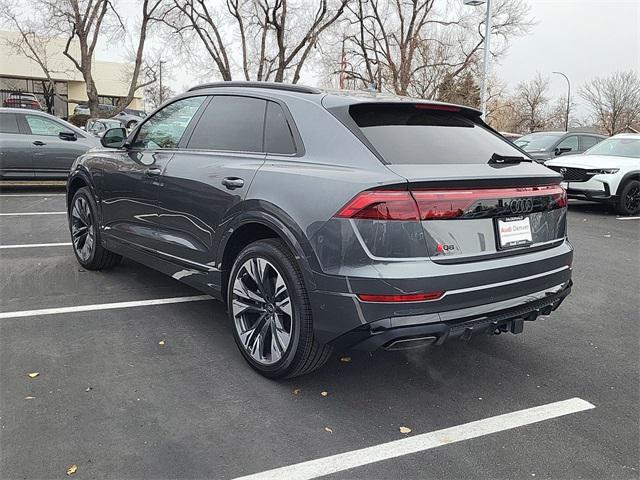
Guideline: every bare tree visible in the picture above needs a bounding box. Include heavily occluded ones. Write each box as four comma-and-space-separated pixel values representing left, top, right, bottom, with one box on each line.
580, 71, 640, 135
161, 0, 349, 83
512, 73, 551, 133
34, 0, 164, 117
333, 0, 532, 97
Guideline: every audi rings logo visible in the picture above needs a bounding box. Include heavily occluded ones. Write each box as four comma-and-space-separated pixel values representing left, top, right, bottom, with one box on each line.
509, 198, 534, 214
560, 167, 567, 174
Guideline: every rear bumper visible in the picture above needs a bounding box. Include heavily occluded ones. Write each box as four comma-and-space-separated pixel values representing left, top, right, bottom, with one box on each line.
308, 240, 573, 346
329, 280, 571, 351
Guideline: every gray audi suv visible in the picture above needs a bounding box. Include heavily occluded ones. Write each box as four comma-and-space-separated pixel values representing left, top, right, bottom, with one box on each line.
66, 82, 573, 378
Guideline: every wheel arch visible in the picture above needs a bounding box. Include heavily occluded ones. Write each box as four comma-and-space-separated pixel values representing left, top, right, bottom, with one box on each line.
217, 205, 320, 303
615, 171, 640, 196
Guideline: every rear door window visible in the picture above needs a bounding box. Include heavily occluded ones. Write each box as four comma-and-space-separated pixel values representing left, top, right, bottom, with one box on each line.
0, 113, 20, 134
188, 96, 267, 153
349, 103, 524, 164
580, 135, 601, 151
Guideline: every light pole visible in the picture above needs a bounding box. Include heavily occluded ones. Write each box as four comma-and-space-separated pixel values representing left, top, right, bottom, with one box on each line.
464, 0, 491, 118
552, 71, 571, 131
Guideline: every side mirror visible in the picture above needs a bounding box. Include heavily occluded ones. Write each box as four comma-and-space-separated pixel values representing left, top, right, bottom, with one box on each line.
555, 147, 572, 156
101, 127, 128, 148
59, 131, 77, 141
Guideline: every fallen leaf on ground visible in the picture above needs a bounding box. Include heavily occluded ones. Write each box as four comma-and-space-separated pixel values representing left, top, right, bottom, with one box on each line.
320, 391, 328, 397
24, 396, 35, 400
85, 387, 92, 392
27, 372, 39, 378
399, 426, 412, 434
158, 340, 165, 346
292, 388, 301, 395
324, 426, 333, 433
66, 465, 78, 476
340, 356, 352, 363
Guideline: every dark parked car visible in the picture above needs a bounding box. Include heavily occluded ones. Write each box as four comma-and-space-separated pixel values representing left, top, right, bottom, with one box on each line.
0, 108, 99, 179
66, 82, 573, 378
2, 92, 42, 110
515, 131, 606, 162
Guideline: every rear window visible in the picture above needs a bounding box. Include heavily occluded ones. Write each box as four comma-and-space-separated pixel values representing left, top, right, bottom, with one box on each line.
349, 104, 524, 164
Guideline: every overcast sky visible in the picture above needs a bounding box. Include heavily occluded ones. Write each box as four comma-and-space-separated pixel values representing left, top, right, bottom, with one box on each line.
104, 0, 639, 113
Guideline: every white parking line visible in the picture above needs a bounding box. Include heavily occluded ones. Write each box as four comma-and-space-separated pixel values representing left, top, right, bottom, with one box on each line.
233, 398, 595, 480
0, 211, 66, 216
0, 242, 72, 250
616, 216, 640, 220
0, 193, 65, 197
0, 295, 212, 320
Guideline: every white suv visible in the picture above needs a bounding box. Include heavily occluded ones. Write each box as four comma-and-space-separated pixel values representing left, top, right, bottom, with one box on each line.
545, 133, 640, 215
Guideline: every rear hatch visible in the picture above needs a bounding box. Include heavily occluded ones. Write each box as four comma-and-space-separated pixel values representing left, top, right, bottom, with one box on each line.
345, 102, 567, 262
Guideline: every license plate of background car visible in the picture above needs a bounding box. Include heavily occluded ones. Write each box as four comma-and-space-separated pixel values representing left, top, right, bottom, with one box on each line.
496, 216, 533, 249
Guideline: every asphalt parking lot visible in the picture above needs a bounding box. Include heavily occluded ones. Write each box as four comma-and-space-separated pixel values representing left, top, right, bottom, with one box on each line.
0, 187, 638, 480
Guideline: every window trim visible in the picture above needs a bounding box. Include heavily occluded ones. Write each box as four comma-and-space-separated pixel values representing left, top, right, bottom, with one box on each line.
181, 92, 305, 157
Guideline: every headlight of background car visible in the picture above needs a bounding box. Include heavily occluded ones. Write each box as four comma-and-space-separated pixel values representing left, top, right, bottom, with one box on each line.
587, 168, 619, 175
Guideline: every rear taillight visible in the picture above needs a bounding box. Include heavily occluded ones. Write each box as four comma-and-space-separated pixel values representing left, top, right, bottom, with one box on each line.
335, 185, 567, 221
413, 185, 567, 220
335, 191, 419, 221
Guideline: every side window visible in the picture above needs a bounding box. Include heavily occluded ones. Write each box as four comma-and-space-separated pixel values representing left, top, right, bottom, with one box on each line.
557, 135, 578, 152
264, 102, 296, 155
134, 96, 205, 149
0, 113, 20, 134
580, 136, 601, 151
25, 115, 69, 136
187, 95, 266, 152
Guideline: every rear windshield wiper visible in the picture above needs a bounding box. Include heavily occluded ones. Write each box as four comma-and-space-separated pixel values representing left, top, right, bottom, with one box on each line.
489, 153, 532, 164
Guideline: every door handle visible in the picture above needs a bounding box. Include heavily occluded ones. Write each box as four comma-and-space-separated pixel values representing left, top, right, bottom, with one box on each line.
144, 167, 162, 176
222, 177, 244, 190
33, 141, 46, 146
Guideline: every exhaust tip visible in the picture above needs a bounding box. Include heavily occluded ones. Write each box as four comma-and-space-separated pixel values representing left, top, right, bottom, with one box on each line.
384, 336, 437, 351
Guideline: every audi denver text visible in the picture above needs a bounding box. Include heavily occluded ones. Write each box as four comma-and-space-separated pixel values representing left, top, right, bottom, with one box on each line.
66, 82, 573, 378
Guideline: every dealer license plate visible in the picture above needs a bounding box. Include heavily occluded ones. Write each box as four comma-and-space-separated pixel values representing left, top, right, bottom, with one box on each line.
497, 216, 533, 249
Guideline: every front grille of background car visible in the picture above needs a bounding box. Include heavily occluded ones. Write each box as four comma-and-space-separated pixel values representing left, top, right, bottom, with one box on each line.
547, 166, 594, 182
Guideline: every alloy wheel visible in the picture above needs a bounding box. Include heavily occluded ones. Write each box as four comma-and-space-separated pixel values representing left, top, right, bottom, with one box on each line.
231, 257, 293, 365
71, 196, 95, 262
624, 185, 640, 213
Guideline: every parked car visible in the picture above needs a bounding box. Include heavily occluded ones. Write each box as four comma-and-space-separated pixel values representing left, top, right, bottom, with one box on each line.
515, 131, 606, 162
0, 107, 99, 179
3, 92, 42, 110
114, 109, 146, 128
73, 103, 117, 117
66, 82, 573, 378
545, 133, 640, 215
86, 118, 124, 137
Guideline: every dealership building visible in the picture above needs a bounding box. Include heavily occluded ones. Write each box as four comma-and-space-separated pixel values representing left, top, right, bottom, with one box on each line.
0, 30, 144, 118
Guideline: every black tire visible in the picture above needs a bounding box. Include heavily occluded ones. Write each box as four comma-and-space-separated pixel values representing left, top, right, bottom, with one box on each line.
69, 187, 122, 270
616, 180, 640, 216
227, 239, 332, 378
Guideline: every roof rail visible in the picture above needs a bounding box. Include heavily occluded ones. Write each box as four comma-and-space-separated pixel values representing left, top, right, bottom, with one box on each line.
188, 81, 322, 94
